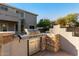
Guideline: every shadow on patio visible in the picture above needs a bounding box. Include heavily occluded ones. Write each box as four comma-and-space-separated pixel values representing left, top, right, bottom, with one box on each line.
32, 34, 78, 56
59, 34, 78, 56
32, 50, 72, 56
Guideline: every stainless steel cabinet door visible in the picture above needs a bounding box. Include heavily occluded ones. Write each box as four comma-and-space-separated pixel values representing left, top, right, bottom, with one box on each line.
29, 37, 40, 55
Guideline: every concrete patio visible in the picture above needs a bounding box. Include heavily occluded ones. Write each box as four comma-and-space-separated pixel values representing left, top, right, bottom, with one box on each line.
32, 50, 72, 56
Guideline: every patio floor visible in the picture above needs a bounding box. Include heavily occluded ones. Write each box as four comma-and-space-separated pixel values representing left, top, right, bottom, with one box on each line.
32, 50, 72, 56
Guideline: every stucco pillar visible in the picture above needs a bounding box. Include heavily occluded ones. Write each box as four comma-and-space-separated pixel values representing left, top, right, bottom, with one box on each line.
18, 20, 21, 34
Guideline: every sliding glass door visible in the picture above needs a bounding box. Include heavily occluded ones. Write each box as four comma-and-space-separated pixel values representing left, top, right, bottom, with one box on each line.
1, 24, 7, 31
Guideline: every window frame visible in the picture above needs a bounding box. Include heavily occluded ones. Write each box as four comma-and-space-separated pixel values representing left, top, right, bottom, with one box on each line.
0, 5, 8, 11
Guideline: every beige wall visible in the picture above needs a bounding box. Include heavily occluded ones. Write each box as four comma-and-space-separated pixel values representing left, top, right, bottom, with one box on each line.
24, 13, 37, 29
11, 39, 27, 56
0, 10, 19, 22
52, 25, 79, 56
8, 7, 16, 13
1, 37, 27, 56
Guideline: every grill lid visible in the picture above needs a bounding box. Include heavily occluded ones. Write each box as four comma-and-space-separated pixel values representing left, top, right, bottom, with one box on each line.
24, 29, 40, 35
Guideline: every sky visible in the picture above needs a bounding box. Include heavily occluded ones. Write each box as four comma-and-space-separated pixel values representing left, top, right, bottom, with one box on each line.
9, 3, 79, 22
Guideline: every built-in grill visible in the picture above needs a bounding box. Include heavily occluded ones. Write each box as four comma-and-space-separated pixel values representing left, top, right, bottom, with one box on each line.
24, 29, 42, 36
17, 29, 46, 40
23, 29, 45, 56
0, 29, 46, 56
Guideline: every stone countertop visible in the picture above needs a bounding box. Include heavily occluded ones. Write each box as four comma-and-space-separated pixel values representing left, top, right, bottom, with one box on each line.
0, 32, 46, 44
0, 31, 15, 36
20, 33, 46, 40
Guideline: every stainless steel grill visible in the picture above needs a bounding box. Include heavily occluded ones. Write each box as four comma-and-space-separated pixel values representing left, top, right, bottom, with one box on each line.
24, 29, 44, 37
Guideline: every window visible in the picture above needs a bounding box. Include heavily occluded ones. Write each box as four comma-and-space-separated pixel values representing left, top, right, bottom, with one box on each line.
0, 6, 8, 11
20, 12, 24, 17
1, 24, 7, 31
16, 10, 19, 13
16, 10, 24, 17
29, 25, 35, 29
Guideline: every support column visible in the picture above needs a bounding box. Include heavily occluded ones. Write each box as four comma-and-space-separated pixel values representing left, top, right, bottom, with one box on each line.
18, 20, 21, 34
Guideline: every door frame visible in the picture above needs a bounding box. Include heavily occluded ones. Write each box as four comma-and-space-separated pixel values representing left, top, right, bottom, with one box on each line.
1, 23, 8, 31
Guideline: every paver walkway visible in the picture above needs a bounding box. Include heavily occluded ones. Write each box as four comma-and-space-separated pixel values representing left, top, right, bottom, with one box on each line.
32, 50, 72, 56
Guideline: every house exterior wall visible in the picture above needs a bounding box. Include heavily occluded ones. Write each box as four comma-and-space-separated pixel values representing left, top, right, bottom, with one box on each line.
0, 10, 19, 22
0, 4, 37, 33
24, 13, 37, 29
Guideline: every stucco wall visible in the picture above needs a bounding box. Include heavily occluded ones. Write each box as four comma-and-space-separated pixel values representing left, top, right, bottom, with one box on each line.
11, 39, 27, 56
0, 10, 19, 22
1, 37, 27, 56
52, 25, 79, 56
24, 13, 37, 29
